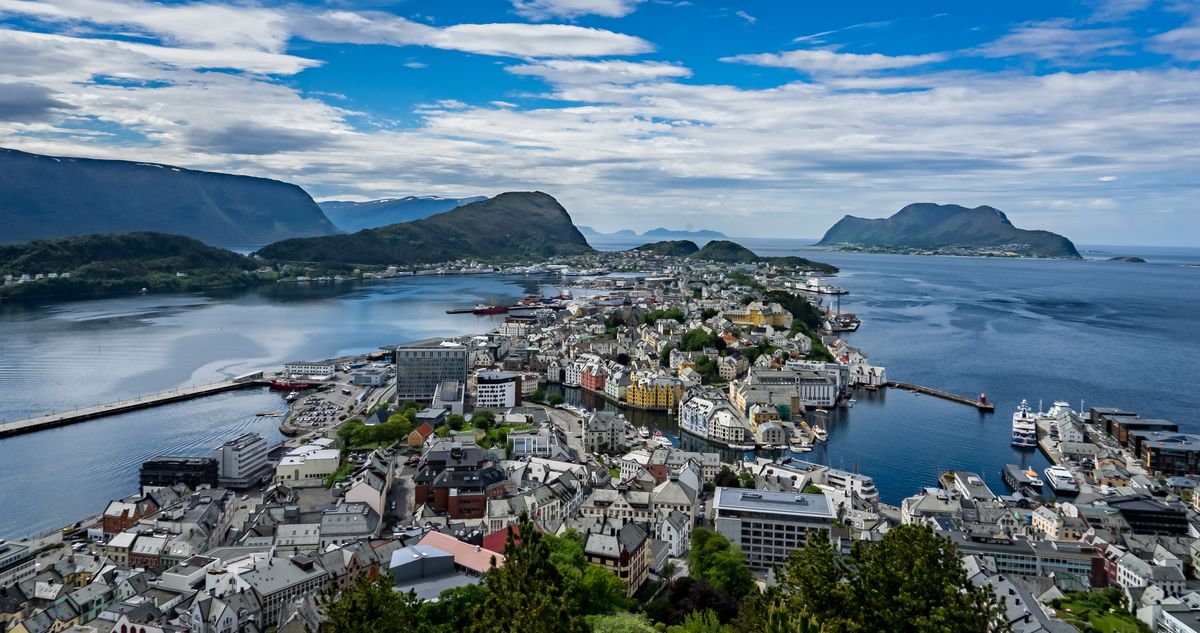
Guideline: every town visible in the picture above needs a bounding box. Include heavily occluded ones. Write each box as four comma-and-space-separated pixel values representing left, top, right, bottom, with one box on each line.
2, 250, 1197, 633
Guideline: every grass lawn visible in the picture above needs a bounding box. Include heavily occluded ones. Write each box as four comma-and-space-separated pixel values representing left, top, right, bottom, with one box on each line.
1052, 590, 1149, 633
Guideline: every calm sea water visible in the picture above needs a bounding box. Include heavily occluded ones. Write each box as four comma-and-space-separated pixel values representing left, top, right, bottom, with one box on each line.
1, 244, 1198, 537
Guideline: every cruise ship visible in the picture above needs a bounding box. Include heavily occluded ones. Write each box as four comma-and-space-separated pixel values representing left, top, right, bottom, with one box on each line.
1043, 465, 1079, 495
1011, 399, 1038, 448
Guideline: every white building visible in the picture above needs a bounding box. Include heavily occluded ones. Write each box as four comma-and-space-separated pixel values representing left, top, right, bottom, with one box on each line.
678, 388, 749, 447
213, 432, 270, 488
274, 443, 340, 485
658, 510, 692, 557
712, 487, 836, 570
475, 370, 522, 409
282, 362, 336, 380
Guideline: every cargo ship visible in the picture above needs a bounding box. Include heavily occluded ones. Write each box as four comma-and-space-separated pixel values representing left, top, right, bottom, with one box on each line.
471, 304, 509, 315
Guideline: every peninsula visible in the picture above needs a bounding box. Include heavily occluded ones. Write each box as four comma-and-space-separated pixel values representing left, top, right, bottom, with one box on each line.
818, 202, 1081, 259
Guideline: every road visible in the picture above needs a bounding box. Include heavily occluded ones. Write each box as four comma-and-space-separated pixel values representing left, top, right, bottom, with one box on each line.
542, 405, 586, 456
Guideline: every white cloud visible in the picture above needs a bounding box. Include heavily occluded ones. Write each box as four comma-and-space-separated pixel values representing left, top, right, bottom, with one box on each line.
1086, 0, 1153, 21
721, 49, 946, 74
1150, 17, 1200, 62
511, 0, 643, 21
1098, 175, 1117, 181
0, 0, 655, 61
735, 10, 755, 25
975, 19, 1131, 62
507, 59, 691, 85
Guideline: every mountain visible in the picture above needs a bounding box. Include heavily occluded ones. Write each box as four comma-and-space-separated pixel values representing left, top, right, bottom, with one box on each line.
0, 232, 257, 299
320, 196, 487, 232
632, 240, 700, 257
258, 192, 593, 265
818, 203, 1080, 258
0, 148, 338, 246
688, 240, 760, 263
579, 226, 638, 238
643, 227, 728, 239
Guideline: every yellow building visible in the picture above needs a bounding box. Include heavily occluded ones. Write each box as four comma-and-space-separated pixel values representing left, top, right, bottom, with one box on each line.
722, 301, 792, 329
625, 373, 683, 410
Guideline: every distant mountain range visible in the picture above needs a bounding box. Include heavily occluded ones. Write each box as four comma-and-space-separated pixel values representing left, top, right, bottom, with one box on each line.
0, 148, 338, 246
319, 195, 487, 232
258, 192, 593, 265
580, 226, 729, 240
818, 203, 1080, 258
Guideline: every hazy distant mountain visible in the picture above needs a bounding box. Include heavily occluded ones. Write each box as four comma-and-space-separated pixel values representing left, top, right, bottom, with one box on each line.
258, 192, 593, 265
0, 148, 338, 246
320, 195, 487, 232
818, 203, 1080, 258
579, 226, 637, 238
581, 226, 727, 240
643, 227, 728, 239
632, 240, 700, 256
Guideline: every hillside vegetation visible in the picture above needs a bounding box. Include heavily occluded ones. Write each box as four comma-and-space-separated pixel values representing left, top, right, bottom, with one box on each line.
258, 192, 594, 265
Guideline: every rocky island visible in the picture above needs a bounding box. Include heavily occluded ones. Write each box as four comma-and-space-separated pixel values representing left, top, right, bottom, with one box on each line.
818, 202, 1081, 259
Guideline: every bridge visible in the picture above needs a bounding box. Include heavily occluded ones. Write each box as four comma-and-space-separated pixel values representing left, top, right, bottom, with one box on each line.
0, 372, 269, 439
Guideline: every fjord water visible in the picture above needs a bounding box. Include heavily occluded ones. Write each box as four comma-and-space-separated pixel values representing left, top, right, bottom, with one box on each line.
1, 246, 1198, 537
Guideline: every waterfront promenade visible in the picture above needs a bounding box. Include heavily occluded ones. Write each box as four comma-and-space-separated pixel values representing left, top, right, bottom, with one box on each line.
0, 373, 267, 439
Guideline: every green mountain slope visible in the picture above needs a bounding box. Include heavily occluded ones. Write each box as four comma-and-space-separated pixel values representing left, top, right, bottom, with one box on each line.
0, 148, 338, 246
818, 203, 1080, 258
258, 191, 594, 265
633, 240, 700, 256
688, 240, 760, 263
0, 232, 257, 298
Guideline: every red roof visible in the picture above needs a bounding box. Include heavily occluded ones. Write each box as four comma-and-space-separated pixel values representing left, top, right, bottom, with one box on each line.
411, 422, 435, 439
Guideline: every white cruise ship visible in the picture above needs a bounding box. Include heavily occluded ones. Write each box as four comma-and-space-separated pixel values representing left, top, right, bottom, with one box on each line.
1011, 399, 1038, 448
1043, 465, 1079, 495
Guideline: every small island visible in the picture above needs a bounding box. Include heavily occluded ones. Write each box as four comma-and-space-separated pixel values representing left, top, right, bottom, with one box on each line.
1108, 256, 1146, 263
818, 202, 1081, 259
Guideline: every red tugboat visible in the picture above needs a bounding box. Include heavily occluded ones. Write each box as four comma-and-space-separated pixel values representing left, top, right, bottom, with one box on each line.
472, 304, 509, 315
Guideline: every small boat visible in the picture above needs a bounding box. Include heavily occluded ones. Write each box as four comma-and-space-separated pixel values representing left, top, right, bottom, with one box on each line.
1023, 468, 1044, 489
790, 443, 813, 453
286, 391, 300, 402
846, 399, 857, 408
652, 431, 674, 447
256, 412, 284, 417
812, 427, 828, 441
639, 426, 651, 439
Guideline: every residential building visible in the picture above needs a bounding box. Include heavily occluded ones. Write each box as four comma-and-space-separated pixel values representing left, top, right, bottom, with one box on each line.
583, 519, 651, 597
395, 339, 469, 402
625, 372, 683, 410
413, 440, 516, 519
583, 411, 627, 455
1138, 434, 1200, 476
712, 487, 836, 569
282, 362, 335, 379
213, 432, 270, 489
659, 510, 691, 557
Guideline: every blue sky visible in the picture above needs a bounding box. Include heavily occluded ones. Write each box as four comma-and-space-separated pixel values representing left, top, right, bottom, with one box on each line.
1, 0, 1198, 243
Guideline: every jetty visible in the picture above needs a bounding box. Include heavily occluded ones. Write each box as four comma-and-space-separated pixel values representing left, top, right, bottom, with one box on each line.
885, 381, 995, 411
0, 372, 268, 439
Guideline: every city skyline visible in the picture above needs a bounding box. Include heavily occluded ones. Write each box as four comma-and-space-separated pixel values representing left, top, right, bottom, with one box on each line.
2, 0, 1198, 244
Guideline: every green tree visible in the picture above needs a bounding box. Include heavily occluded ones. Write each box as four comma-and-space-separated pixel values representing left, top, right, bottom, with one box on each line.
446, 413, 466, 431
737, 471, 756, 489
589, 613, 658, 633
713, 466, 740, 488
466, 514, 589, 633
547, 393, 565, 406
669, 609, 730, 633
679, 328, 716, 352
471, 409, 496, 432
660, 343, 675, 368
529, 388, 546, 402
701, 307, 719, 320
320, 574, 428, 633
689, 529, 755, 600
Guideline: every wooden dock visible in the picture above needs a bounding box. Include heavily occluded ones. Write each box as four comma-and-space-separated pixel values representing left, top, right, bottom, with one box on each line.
886, 381, 995, 411
0, 373, 269, 439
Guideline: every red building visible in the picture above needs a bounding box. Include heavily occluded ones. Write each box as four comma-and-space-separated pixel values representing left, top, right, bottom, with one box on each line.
581, 365, 608, 393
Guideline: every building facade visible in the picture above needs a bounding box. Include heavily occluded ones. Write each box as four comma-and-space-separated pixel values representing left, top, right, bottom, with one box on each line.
395, 340, 469, 401
712, 487, 836, 569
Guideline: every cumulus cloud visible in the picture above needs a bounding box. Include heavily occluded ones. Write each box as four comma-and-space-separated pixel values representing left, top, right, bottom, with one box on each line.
511, 0, 643, 21
721, 49, 946, 74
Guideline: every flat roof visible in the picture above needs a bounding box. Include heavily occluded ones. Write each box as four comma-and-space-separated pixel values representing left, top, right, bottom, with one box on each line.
713, 487, 834, 519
